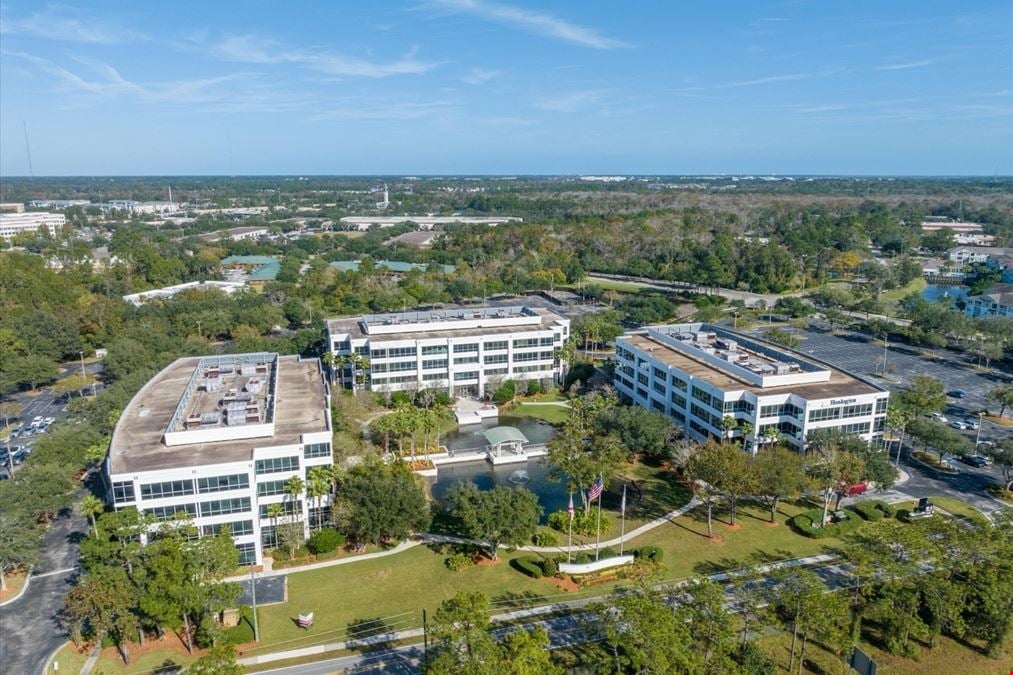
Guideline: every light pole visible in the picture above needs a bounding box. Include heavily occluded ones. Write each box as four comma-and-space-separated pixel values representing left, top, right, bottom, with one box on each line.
249, 565, 260, 642
974, 412, 983, 448
78, 351, 88, 398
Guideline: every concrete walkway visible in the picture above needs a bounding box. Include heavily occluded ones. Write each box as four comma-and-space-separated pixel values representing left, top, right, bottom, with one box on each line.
228, 497, 702, 583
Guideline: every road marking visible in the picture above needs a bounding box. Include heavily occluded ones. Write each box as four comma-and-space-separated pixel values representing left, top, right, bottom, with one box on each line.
32, 566, 77, 579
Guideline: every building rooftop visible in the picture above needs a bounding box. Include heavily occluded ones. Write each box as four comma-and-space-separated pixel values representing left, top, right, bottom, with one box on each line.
970, 283, 1013, 306
109, 354, 328, 474
328, 259, 455, 274
327, 305, 567, 342
623, 327, 882, 399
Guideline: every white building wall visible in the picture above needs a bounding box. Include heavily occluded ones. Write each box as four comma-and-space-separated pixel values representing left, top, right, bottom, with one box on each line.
0, 212, 65, 239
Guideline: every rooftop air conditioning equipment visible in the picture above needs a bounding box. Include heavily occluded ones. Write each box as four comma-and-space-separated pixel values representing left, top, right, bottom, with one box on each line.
240, 363, 258, 376
774, 362, 793, 375
185, 414, 202, 429
201, 411, 221, 425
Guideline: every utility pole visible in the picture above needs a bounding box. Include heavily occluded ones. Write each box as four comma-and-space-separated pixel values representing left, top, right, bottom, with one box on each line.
79, 351, 88, 398
422, 608, 429, 663
974, 412, 983, 448
249, 565, 260, 642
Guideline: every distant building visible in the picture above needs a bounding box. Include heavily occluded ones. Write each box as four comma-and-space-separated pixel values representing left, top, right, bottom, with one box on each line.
385, 230, 442, 248
965, 284, 1013, 318
0, 203, 24, 213
326, 306, 570, 397
28, 199, 90, 209
328, 259, 456, 275
122, 281, 246, 306
921, 220, 985, 235
614, 323, 889, 451
97, 200, 179, 215
221, 255, 281, 288
104, 353, 332, 566
339, 215, 522, 231
0, 212, 65, 239
947, 246, 1011, 267
199, 226, 270, 243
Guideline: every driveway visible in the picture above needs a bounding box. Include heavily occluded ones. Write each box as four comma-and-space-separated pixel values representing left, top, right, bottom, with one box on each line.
0, 484, 88, 675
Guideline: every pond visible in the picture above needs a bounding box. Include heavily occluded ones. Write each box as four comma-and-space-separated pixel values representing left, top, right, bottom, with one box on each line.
431, 414, 566, 520
428, 458, 569, 521
439, 414, 558, 452
921, 284, 969, 306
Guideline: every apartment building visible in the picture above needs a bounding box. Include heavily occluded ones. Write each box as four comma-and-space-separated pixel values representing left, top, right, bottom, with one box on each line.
614, 324, 889, 451
0, 212, 65, 239
104, 353, 332, 566
965, 283, 1013, 318
325, 306, 570, 397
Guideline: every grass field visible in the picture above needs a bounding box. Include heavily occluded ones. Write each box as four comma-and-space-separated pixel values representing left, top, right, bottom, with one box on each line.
563, 279, 644, 294
0, 569, 28, 602
757, 624, 1011, 674
880, 277, 927, 306
894, 496, 991, 527
509, 402, 571, 424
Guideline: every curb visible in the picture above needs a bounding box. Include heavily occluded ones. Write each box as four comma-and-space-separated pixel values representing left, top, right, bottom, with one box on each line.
38, 640, 66, 675
0, 568, 32, 607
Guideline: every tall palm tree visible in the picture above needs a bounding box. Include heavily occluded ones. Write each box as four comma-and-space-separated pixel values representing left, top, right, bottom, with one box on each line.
81, 494, 105, 537
720, 415, 738, 444
266, 503, 284, 548
306, 467, 330, 530
283, 475, 306, 526
737, 420, 755, 450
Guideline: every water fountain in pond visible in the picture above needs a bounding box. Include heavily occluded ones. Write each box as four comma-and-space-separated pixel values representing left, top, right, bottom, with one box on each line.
508, 470, 530, 485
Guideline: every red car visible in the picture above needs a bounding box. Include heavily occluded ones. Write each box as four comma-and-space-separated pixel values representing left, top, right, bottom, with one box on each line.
845, 483, 869, 496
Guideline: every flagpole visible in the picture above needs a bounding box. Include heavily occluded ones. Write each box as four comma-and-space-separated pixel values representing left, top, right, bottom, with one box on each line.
594, 488, 602, 562
620, 483, 627, 556
567, 492, 573, 564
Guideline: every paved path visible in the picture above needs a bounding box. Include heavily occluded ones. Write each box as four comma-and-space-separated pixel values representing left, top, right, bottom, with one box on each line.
0, 488, 88, 675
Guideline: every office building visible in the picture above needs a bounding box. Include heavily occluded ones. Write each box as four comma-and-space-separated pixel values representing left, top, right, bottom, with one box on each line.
325, 306, 570, 397
614, 324, 889, 451
104, 353, 332, 566
0, 212, 65, 239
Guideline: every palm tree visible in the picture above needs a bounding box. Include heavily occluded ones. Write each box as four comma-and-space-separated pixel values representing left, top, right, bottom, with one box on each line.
306, 467, 330, 530
886, 405, 915, 468
737, 420, 755, 450
283, 476, 306, 535
720, 415, 738, 444
352, 355, 371, 393
81, 494, 104, 537
266, 503, 284, 548
320, 351, 336, 385
761, 426, 782, 446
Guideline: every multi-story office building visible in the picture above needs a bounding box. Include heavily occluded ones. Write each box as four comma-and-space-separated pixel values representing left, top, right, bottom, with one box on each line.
104, 353, 332, 566
0, 212, 65, 239
614, 324, 889, 451
325, 306, 570, 397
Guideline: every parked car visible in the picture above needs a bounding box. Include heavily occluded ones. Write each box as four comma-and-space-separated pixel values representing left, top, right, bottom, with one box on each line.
964, 418, 979, 430
846, 482, 869, 496
947, 390, 966, 399
950, 420, 968, 430
11, 448, 29, 465
10, 428, 21, 439
941, 459, 961, 473
44, 416, 55, 425
961, 454, 991, 468
930, 412, 948, 423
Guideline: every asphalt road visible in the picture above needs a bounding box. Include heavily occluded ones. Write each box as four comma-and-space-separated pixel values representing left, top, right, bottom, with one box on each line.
0, 482, 90, 675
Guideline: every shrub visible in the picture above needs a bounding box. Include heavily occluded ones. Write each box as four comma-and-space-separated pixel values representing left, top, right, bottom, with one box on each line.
851, 502, 883, 522
532, 530, 559, 547
539, 557, 558, 576
513, 556, 544, 578
446, 552, 475, 572
547, 509, 611, 537
268, 547, 289, 562
599, 546, 618, 560
789, 509, 864, 539
573, 552, 592, 564
877, 501, 896, 518
526, 380, 544, 395
492, 380, 516, 404
307, 528, 345, 555
633, 546, 663, 562
737, 642, 776, 675
896, 508, 912, 523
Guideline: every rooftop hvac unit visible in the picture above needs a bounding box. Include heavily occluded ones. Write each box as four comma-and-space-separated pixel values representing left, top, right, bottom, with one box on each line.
236, 391, 253, 402
716, 338, 737, 351
185, 414, 203, 429
202, 377, 222, 392
240, 363, 258, 376
774, 362, 793, 375
201, 411, 221, 425
245, 378, 263, 394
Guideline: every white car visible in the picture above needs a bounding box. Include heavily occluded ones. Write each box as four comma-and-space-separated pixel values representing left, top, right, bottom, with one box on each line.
964, 419, 979, 430
949, 420, 967, 430
930, 412, 948, 424
44, 417, 55, 425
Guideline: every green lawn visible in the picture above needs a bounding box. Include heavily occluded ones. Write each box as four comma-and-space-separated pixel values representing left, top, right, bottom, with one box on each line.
894, 496, 991, 527
249, 492, 834, 653
46, 642, 91, 675
880, 276, 927, 306
509, 402, 571, 425
563, 279, 644, 294
0, 569, 28, 602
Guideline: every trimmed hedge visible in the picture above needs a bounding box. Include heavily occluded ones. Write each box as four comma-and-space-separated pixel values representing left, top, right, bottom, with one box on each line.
539, 557, 558, 576
547, 509, 612, 537
633, 546, 663, 562
851, 500, 894, 522
308, 528, 345, 554
446, 552, 475, 571
513, 556, 543, 578
789, 508, 864, 539
532, 530, 559, 547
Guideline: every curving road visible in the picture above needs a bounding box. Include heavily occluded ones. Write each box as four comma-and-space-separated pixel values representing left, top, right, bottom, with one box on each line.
0, 486, 88, 675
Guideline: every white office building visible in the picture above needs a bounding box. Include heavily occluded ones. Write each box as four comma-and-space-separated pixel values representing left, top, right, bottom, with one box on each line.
104, 353, 332, 566
325, 306, 570, 397
614, 324, 889, 451
0, 212, 65, 239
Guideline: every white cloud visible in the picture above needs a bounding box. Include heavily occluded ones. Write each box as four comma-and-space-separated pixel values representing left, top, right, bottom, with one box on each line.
214, 35, 437, 78
0, 6, 147, 43
874, 59, 935, 71
307, 100, 457, 121
461, 67, 500, 85
533, 90, 603, 112
432, 0, 627, 49
722, 72, 825, 87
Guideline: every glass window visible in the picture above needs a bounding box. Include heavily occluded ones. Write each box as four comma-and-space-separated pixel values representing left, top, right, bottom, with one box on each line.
422, 372, 447, 381
421, 345, 447, 356
512, 338, 539, 349
257, 479, 287, 497
235, 542, 256, 566
303, 443, 331, 459
145, 503, 197, 522
200, 497, 251, 518
259, 500, 302, 518
453, 355, 479, 365
388, 346, 416, 358
197, 474, 249, 494
202, 520, 253, 537
483, 340, 508, 351
140, 479, 194, 500
484, 353, 508, 365
112, 481, 135, 504
453, 343, 479, 353
255, 456, 300, 475
540, 337, 554, 346
875, 398, 889, 414
453, 371, 479, 381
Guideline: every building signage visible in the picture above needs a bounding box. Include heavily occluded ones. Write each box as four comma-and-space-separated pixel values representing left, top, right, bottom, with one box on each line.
830, 397, 857, 406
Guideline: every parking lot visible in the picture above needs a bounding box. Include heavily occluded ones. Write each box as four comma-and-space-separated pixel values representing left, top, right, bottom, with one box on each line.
744, 324, 1010, 445
1, 360, 104, 477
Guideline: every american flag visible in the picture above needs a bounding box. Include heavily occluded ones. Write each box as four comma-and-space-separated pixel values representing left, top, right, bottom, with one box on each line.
567, 493, 575, 521
587, 477, 604, 502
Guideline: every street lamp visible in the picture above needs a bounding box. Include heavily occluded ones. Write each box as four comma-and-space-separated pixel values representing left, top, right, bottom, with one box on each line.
78, 351, 87, 398
975, 411, 984, 448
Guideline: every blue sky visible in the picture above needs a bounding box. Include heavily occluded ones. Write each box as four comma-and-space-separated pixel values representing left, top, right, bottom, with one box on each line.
1, 1, 1010, 175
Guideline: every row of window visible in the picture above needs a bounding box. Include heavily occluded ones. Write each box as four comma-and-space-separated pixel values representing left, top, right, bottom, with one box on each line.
257, 479, 287, 497
201, 497, 251, 517
454, 355, 479, 365
807, 403, 874, 423
140, 474, 252, 500
723, 399, 755, 415
259, 500, 302, 518
759, 403, 803, 419
202, 519, 254, 537
255, 456, 300, 475
304, 443, 331, 459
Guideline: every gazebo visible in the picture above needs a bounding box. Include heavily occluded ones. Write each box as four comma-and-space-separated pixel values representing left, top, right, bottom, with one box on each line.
483, 426, 530, 465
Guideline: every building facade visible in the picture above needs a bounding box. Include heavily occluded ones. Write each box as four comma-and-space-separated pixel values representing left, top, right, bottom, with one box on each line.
965, 284, 1013, 318
104, 353, 332, 566
0, 212, 65, 239
614, 324, 889, 451
326, 306, 570, 397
